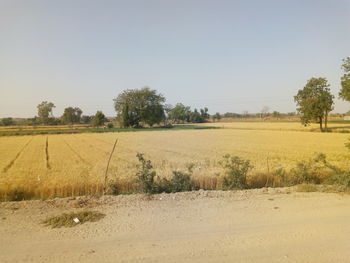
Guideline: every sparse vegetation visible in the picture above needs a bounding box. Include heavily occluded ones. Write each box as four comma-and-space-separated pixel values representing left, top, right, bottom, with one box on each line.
42, 211, 105, 228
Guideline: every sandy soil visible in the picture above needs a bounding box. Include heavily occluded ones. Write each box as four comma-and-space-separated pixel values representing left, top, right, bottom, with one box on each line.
1, 188, 350, 263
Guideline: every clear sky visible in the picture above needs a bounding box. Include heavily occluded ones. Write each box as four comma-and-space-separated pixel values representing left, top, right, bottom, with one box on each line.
1, 0, 349, 118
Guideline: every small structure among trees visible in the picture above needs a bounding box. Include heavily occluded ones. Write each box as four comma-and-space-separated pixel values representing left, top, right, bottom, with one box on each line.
294, 77, 334, 132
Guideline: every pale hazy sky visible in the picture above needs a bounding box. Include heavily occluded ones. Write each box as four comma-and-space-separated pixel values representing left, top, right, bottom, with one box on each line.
1, 0, 350, 118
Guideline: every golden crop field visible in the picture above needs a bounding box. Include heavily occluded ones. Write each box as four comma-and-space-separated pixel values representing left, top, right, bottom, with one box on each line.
1, 122, 350, 199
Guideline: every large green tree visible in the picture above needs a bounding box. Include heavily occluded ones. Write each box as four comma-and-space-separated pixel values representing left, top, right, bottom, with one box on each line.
168, 103, 191, 123
294, 77, 334, 132
113, 87, 166, 127
339, 57, 350, 101
91, 111, 106, 127
61, 107, 83, 124
37, 101, 55, 125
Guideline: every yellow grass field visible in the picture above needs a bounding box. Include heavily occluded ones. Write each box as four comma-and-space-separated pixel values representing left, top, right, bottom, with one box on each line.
1, 122, 350, 199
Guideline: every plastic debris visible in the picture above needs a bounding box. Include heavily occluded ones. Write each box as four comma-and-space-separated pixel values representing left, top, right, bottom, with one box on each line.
73, 218, 80, 223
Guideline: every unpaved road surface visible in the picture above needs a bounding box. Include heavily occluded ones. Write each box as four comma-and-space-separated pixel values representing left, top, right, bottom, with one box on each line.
1, 188, 350, 262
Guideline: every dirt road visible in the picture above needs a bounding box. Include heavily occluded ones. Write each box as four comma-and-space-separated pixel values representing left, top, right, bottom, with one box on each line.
1, 188, 350, 262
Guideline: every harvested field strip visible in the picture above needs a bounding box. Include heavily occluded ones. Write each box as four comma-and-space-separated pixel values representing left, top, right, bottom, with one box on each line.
45, 137, 50, 169
2, 137, 33, 173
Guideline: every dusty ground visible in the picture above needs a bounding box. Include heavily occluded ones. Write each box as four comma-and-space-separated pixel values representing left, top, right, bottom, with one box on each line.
1, 188, 350, 263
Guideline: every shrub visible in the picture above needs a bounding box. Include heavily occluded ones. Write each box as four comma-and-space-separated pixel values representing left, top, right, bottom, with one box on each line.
290, 153, 336, 184
135, 153, 196, 194
135, 153, 161, 194
327, 171, 350, 190
161, 171, 195, 193
220, 154, 253, 190
107, 123, 114, 129
5, 188, 34, 201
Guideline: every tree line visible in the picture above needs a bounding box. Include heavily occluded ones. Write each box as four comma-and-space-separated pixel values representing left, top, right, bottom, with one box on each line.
0, 87, 213, 127
1, 57, 349, 129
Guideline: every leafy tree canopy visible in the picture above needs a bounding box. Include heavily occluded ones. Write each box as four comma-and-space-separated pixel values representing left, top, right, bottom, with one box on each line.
113, 87, 165, 127
294, 77, 334, 132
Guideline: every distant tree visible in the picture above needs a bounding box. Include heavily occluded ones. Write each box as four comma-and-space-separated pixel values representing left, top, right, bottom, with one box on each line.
91, 111, 106, 127
272, 111, 281, 118
61, 107, 82, 124
212, 112, 222, 122
81, 115, 92, 124
37, 101, 55, 125
339, 57, 350, 102
1, 117, 14, 126
294, 77, 334, 132
114, 87, 166, 127
200, 107, 210, 119
260, 106, 270, 119
168, 103, 191, 123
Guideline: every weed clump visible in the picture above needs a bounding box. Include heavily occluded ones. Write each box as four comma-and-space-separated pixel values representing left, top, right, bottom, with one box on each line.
5, 188, 35, 201
135, 153, 196, 194
220, 154, 253, 190
42, 210, 105, 228
135, 153, 161, 194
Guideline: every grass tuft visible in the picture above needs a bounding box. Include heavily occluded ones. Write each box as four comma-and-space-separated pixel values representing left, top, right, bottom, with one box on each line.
41, 210, 105, 228
296, 183, 318, 192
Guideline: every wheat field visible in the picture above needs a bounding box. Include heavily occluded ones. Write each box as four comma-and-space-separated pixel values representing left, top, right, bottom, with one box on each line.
1, 122, 350, 199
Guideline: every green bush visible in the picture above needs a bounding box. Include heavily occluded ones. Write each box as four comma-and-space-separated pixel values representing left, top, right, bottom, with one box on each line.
135, 153, 196, 194
290, 153, 337, 184
135, 153, 161, 194
220, 154, 253, 190
160, 171, 195, 193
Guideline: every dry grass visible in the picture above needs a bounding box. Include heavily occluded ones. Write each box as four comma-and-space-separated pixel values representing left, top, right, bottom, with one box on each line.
296, 183, 318, 192
1, 122, 350, 200
41, 210, 105, 228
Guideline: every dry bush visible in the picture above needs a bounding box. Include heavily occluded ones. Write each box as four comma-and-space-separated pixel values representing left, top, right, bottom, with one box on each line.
42, 210, 105, 228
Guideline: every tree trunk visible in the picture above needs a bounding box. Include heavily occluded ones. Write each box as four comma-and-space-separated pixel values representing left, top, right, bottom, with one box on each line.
319, 117, 323, 132
325, 111, 328, 132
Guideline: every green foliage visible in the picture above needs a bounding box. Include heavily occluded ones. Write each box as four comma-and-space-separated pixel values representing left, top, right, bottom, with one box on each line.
61, 107, 83, 124
220, 154, 253, 189
37, 101, 55, 125
168, 103, 191, 123
91, 111, 106, 127
339, 57, 350, 102
212, 112, 222, 122
160, 171, 195, 193
114, 87, 166, 128
135, 153, 160, 194
81, 115, 92, 124
107, 122, 114, 128
294, 77, 334, 131
290, 153, 338, 184
135, 153, 196, 194
1, 117, 14, 126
